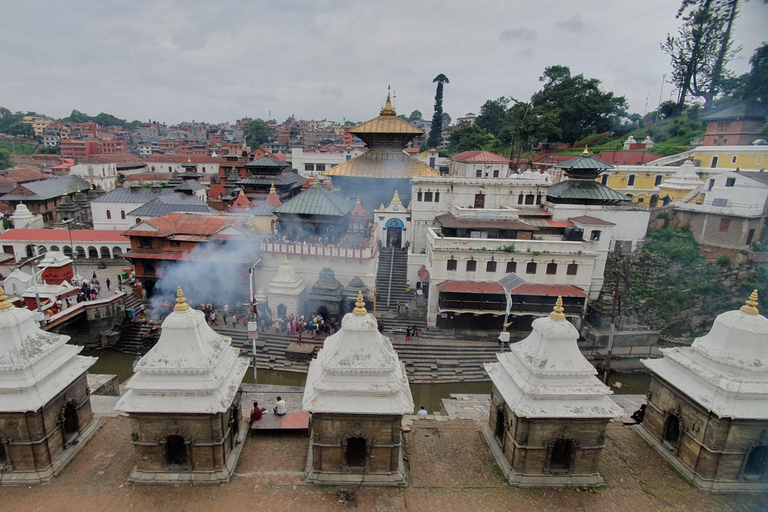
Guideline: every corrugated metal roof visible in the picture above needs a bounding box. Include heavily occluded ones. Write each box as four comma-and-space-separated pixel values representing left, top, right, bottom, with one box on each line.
245, 155, 289, 168
174, 180, 206, 191
568, 215, 616, 226
547, 180, 629, 202
701, 103, 768, 121
274, 187, 354, 217
513, 283, 585, 298
451, 150, 512, 163
127, 194, 216, 217
323, 150, 440, 178
554, 154, 615, 172
92, 186, 177, 203
435, 213, 537, 231
237, 172, 303, 187
418, 265, 429, 283
249, 202, 275, 217
0, 175, 91, 201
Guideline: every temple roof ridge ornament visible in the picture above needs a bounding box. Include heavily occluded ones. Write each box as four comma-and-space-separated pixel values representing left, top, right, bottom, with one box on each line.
353, 291, 367, 315
550, 296, 565, 320
380, 85, 397, 116
174, 286, 190, 312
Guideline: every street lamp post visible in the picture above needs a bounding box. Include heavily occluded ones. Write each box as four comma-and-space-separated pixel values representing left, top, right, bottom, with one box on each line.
62, 218, 79, 285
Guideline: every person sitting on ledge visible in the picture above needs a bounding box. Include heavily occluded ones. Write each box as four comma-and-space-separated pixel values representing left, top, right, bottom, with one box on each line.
274, 396, 287, 416
417, 406, 428, 419
249, 401, 266, 434
630, 404, 646, 423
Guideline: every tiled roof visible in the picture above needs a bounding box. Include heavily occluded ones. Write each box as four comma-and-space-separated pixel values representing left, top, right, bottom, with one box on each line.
127, 194, 217, 217
237, 172, 303, 187
437, 281, 504, 294
0, 175, 91, 201
452, 151, 512, 163
275, 186, 354, 217
124, 213, 250, 238
84, 154, 146, 165
2, 166, 45, 182
323, 150, 440, 178
512, 283, 585, 298
0, 229, 129, 243
91, 186, 177, 204
418, 265, 429, 283
568, 216, 616, 226
147, 155, 223, 163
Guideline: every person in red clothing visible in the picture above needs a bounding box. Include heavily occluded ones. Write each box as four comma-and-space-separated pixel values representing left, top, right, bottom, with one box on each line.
249, 401, 265, 435
297, 332, 302, 346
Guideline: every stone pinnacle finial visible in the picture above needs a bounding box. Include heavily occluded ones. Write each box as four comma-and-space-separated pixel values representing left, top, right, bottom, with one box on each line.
353, 291, 367, 316
270, 183, 276, 193
380, 84, 397, 116
550, 296, 566, 320
0, 285, 12, 311
239, 188, 245, 196
740, 289, 759, 315
174, 286, 190, 312
582, 145, 589, 155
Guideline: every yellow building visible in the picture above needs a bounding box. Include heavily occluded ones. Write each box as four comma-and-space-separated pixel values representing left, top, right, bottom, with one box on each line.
597, 166, 678, 207
691, 145, 768, 171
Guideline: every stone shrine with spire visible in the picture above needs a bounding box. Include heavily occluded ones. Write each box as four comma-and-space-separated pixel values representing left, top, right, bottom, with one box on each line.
267, 258, 306, 318
302, 291, 413, 486
640, 291, 768, 491
115, 286, 249, 484
304, 267, 345, 318
0, 285, 99, 484
323, 88, 440, 213
483, 297, 622, 486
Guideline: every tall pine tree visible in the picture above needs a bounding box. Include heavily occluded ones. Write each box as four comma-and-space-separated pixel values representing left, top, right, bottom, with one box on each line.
428, 74, 449, 148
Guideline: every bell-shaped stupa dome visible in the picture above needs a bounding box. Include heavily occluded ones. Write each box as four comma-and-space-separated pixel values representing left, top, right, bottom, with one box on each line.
643, 290, 768, 419
116, 286, 248, 414
485, 297, 622, 418
302, 292, 413, 415
0, 285, 96, 412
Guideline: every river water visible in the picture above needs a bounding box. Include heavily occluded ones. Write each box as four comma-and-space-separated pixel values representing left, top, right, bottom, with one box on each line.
84, 350, 651, 413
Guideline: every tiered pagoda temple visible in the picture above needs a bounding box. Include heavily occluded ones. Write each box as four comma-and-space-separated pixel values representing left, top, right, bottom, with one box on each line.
236, 154, 302, 203
323, 89, 440, 212
0, 285, 99, 484
274, 178, 355, 240
641, 291, 768, 491
484, 297, 622, 486
548, 148, 628, 205
115, 287, 249, 484
302, 292, 413, 486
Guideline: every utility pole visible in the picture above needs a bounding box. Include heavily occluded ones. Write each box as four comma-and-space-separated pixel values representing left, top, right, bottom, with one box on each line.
655, 74, 666, 125
603, 272, 620, 385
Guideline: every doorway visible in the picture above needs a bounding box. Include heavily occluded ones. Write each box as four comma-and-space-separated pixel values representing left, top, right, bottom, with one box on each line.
494, 407, 507, 449
166, 435, 188, 467
474, 193, 485, 208
663, 415, 681, 448
387, 227, 402, 249
346, 437, 366, 467
549, 439, 573, 471
62, 400, 79, 442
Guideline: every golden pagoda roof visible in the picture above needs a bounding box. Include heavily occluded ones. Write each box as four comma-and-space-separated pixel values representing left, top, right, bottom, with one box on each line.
349, 89, 424, 136
323, 150, 439, 178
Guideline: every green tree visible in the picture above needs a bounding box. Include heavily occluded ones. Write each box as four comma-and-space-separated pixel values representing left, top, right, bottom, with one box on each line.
448, 123, 492, 152
741, 43, 768, 103
476, 97, 510, 137
408, 110, 422, 121
428, 74, 449, 148
0, 107, 30, 135
441, 112, 452, 129
0, 149, 11, 170
63, 109, 91, 123
38, 144, 60, 155
244, 118, 272, 147
509, 101, 561, 166
663, 0, 739, 108
531, 65, 627, 143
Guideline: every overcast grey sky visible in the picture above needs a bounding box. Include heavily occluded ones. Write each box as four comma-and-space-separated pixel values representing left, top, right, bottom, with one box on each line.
1, 1, 765, 125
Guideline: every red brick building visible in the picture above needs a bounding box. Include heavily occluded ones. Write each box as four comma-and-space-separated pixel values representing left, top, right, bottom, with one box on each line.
702, 104, 768, 146
60, 140, 100, 159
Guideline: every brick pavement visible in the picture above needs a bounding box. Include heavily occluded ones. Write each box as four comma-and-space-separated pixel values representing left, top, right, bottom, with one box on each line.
1, 415, 766, 511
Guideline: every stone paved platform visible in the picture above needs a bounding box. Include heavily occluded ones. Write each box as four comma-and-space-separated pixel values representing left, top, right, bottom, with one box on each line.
440, 393, 491, 419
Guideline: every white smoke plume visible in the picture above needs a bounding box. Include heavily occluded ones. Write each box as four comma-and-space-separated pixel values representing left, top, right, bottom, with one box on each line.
149, 238, 261, 316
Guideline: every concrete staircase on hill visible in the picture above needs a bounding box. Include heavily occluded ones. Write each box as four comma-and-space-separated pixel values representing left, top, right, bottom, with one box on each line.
376, 247, 414, 307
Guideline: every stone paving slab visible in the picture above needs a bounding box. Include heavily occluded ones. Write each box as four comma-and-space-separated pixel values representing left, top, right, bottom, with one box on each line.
440, 393, 491, 419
